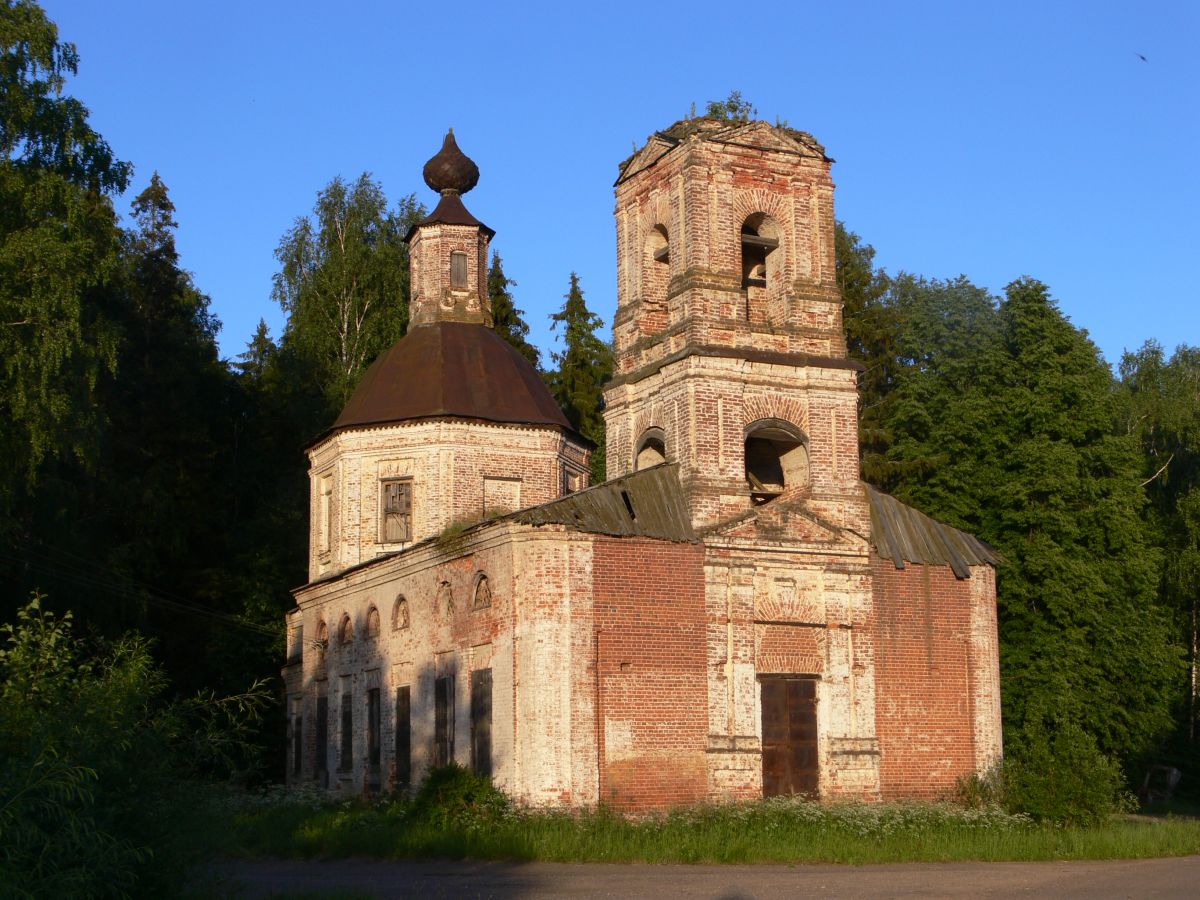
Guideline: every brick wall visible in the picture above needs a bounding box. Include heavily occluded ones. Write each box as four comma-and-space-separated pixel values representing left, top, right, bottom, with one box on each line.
592, 536, 708, 810
871, 554, 990, 800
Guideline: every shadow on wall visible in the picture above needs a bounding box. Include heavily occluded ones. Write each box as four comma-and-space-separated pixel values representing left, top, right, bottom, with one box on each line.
289, 600, 507, 797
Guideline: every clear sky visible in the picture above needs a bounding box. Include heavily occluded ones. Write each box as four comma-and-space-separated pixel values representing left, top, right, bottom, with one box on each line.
48, 0, 1198, 370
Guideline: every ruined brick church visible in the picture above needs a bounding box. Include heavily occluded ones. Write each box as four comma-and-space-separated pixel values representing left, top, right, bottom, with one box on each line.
282, 119, 1003, 809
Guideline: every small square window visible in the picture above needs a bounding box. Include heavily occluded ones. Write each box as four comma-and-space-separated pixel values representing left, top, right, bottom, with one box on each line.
380, 479, 412, 543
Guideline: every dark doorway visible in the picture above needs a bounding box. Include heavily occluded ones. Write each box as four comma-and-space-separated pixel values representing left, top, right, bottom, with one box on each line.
760, 676, 819, 797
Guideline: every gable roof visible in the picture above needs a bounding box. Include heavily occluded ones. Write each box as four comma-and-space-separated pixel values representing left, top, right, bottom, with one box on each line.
867, 485, 1001, 579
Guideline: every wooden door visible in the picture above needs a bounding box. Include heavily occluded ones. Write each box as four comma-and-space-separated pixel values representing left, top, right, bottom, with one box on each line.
760, 676, 819, 797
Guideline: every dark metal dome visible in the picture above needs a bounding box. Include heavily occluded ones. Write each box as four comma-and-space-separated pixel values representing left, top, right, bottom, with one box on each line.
329, 322, 571, 435
422, 130, 480, 195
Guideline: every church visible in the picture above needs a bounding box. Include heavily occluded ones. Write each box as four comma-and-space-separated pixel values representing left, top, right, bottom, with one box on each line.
281, 118, 1002, 810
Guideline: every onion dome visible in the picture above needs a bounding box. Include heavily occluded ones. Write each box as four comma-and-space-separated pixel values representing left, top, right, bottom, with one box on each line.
329, 322, 571, 435
422, 129, 480, 195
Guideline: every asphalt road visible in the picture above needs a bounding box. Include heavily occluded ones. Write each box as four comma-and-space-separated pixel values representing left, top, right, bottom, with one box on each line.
213, 856, 1200, 898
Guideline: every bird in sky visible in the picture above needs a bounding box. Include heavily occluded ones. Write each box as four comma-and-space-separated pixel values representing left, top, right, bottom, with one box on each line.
1135, 52, 1149, 62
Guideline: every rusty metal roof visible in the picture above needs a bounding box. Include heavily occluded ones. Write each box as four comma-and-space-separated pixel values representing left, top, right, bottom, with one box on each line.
405, 191, 495, 241
328, 321, 571, 436
867, 485, 1001, 579
512, 463, 695, 541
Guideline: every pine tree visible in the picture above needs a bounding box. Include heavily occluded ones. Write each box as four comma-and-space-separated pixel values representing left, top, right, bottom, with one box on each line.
487, 252, 539, 369
547, 272, 612, 482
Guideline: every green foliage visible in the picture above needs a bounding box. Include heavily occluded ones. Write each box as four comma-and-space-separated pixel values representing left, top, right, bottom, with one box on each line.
1003, 717, 1134, 825
487, 252, 539, 369
0, 595, 272, 897
230, 788, 1200, 864
0, 0, 130, 191
408, 764, 512, 832
273, 174, 423, 410
704, 90, 757, 122
1119, 341, 1200, 754
843, 263, 1183, 767
547, 272, 613, 482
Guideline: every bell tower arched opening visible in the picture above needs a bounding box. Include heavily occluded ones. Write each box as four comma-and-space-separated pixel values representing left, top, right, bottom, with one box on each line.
744, 419, 809, 504
635, 427, 667, 470
741, 213, 781, 325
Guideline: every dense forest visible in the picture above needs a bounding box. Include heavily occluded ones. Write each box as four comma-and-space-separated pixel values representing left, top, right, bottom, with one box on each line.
1, 1, 1198, 887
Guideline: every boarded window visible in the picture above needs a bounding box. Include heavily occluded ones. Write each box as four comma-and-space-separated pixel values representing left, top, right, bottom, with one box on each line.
315, 696, 328, 776
434, 675, 454, 766
367, 688, 381, 769
291, 711, 303, 777
450, 251, 468, 288
339, 614, 353, 645
318, 474, 333, 553
395, 686, 411, 788
470, 668, 493, 778
339, 691, 353, 771
381, 480, 413, 543
366, 607, 380, 639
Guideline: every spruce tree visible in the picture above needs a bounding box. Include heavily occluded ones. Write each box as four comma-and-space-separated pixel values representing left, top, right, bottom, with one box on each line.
487, 252, 539, 368
547, 272, 612, 482
881, 277, 1180, 762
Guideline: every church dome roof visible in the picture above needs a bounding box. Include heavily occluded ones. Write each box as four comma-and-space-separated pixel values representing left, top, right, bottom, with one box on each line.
328, 321, 571, 436
422, 130, 480, 195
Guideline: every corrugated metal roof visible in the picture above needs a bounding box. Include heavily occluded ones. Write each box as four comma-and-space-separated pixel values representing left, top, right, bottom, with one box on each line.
512, 463, 694, 542
867, 485, 1001, 579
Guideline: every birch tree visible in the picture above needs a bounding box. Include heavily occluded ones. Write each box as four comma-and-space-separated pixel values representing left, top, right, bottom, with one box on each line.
272, 174, 422, 409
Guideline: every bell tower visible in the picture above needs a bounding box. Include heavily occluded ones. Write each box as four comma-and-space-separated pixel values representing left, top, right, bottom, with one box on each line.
602, 118, 867, 535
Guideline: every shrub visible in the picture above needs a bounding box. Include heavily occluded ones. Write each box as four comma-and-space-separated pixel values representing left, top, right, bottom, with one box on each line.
959, 717, 1133, 825
0, 595, 270, 898
408, 764, 512, 832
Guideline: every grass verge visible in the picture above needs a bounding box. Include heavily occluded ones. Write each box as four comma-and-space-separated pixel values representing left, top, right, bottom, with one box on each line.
222, 791, 1200, 865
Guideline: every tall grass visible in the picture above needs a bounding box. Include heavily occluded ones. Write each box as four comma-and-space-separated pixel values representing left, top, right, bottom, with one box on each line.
226, 790, 1200, 865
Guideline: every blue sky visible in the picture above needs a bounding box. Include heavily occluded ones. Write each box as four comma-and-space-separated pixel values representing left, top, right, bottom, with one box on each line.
49, 0, 1197, 369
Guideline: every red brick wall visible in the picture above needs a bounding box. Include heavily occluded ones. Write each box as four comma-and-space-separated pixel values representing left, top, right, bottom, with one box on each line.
592, 537, 708, 810
871, 554, 979, 800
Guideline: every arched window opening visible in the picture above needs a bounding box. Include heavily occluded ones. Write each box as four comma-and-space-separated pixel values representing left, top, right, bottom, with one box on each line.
437, 581, 454, 616
645, 224, 670, 304
314, 620, 329, 663
366, 606, 380, 640
392, 596, 410, 631
473, 574, 492, 610
744, 419, 809, 505
338, 613, 353, 646
741, 213, 781, 323
634, 427, 667, 471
